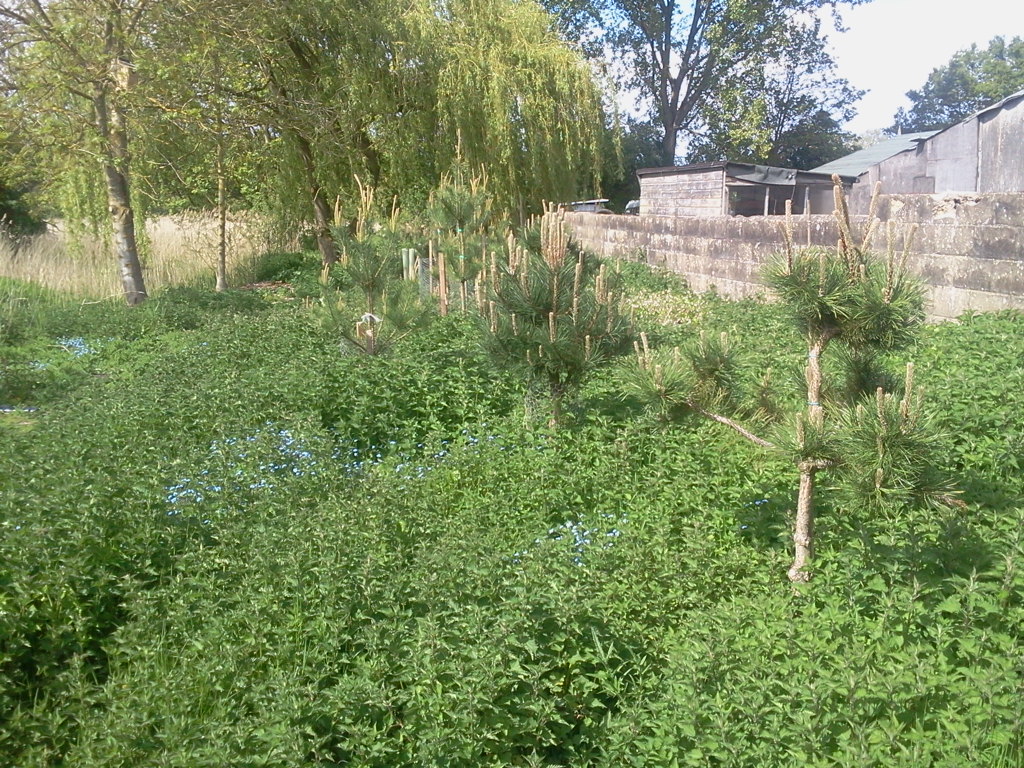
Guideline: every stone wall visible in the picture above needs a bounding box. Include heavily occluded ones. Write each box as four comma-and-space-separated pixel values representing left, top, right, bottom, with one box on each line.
567, 193, 1024, 321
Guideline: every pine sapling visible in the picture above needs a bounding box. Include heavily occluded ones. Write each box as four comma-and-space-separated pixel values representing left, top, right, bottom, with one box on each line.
484, 204, 632, 427
623, 178, 953, 582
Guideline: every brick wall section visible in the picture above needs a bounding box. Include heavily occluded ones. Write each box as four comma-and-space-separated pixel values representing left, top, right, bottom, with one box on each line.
567, 193, 1024, 321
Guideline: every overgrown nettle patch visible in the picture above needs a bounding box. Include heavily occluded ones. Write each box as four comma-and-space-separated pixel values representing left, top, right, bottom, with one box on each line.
163, 424, 520, 521
56, 336, 99, 356
164, 424, 327, 519
513, 511, 628, 567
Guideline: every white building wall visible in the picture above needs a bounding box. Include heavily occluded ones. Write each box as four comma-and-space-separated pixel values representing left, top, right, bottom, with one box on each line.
927, 119, 979, 193
850, 93, 1024, 212
978, 95, 1024, 192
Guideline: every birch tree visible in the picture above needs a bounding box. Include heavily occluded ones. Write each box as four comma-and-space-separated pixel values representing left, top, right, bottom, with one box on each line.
0, 0, 153, 304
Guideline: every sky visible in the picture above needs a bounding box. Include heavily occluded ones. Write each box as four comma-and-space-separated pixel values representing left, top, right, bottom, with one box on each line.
830, 0, 1024, 135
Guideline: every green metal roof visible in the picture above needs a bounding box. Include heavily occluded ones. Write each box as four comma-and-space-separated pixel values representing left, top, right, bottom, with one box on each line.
810, 132, 938, 177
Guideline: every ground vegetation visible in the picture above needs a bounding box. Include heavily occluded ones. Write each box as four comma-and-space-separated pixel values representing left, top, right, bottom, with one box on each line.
1, 242, 1022, 765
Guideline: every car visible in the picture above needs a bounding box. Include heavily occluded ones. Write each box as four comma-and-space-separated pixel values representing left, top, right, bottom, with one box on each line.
563, 199, 615, 214
624, 199, 640, 215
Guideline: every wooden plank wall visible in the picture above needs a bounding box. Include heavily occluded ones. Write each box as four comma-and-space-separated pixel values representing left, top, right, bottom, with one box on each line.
640, 169, 725, 217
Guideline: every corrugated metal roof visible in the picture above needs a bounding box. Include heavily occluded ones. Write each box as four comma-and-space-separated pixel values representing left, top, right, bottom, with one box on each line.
972, 87, 1024, 120
637, 161, 848, 185
810, 132, 938, 177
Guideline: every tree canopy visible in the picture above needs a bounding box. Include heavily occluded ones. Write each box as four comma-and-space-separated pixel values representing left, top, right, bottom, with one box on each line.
544, 0, 868, 166
0, 0, 611, 295
685, 17, 862, 169
0, 0, 156, 303
890, 36, 1024, 134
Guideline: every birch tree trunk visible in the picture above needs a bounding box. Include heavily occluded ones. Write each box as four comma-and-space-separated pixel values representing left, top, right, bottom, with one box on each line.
215, 95, 229, 292
94, 81, 147, 306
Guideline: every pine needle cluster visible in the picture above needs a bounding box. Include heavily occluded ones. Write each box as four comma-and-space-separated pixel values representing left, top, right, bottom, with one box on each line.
768, 178, 925, 354
622, 177, 956, 580
429, 162, 499, 312
622, 330, 741, 422
320, 180, 428, 354
835, 365, 958, 513
483, 205, 632, 424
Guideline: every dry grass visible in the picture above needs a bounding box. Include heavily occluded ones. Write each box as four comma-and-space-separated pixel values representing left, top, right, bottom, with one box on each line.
0, 212, 282, 298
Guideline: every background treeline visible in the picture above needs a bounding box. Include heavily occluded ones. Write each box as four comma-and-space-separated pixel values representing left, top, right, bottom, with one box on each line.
0, 0, 876, 304
4, 0, 1024, 306
0, 0, 610, 301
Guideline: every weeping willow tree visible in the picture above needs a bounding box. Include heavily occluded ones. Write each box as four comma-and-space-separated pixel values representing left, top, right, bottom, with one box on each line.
237, 0, 404, 267
419, 0, 608, 218
224, 0, 609, 246
164, 0, 607, 256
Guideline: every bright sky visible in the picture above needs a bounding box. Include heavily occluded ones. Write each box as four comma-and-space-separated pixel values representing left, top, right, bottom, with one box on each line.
830, 0, 1024, 135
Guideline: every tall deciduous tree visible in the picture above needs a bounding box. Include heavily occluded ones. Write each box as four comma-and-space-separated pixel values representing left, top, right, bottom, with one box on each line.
424, 0, 608, 216
133, 2, 262, 290
160, 0, 608, 265
545, 0, 868, 165
0, 0, 153, 304
890, 36, 1024, 134
686, 18, 862, 168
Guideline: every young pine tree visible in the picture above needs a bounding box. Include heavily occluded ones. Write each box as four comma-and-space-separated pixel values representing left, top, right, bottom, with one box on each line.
483, 205, 632, 427
624, 179, 956, 582
429, 162, 495, 314
320, 180, 429, 354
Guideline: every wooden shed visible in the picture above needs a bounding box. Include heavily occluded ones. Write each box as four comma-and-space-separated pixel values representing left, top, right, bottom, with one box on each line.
636, 162, 845, 218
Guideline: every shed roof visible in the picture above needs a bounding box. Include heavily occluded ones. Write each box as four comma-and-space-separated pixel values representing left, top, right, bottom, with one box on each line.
809, 132, 938, 178
971, 87, 1024, 120
637, 161, 846, 186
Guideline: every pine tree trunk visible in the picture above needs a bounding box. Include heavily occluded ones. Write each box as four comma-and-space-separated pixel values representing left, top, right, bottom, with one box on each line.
789, 463, 816, 582
549, 379, 563, 429
786, 331, 834, 582
94, 85, 147, 306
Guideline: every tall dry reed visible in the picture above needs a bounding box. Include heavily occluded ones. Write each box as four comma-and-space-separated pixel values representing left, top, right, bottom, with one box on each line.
0, 212, 281, 298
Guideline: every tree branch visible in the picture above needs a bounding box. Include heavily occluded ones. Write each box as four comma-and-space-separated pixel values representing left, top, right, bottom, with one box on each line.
687, 402, 776, 449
